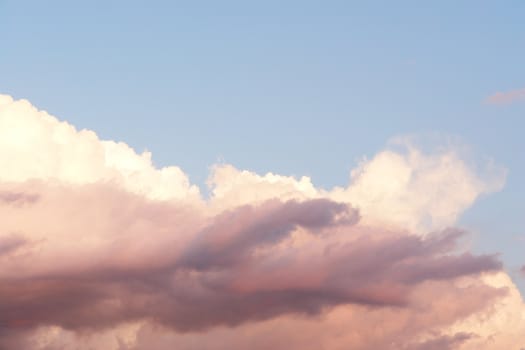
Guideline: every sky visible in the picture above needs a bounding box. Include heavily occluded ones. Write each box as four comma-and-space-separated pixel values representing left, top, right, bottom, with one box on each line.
1, 1, 524, 349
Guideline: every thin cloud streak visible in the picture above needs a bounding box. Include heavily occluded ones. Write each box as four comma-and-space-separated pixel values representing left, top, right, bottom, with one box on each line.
485, 87, 525, 105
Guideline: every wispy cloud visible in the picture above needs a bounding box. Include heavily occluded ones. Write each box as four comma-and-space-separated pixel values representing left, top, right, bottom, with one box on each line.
485, 87, 525, 105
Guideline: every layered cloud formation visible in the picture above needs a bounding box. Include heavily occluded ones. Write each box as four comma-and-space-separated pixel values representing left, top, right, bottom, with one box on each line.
0, 94, 524, 349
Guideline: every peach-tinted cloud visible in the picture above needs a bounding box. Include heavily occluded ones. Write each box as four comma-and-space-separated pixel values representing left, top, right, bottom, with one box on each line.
209, 143, 506, 234
0, 234, 27, 256
0, 94, 523, 350
404, 332, 473, 350
0, 95, 200, 201
485, 87, 525, 105
0, 190, 39, 206
0, 182, 500, 333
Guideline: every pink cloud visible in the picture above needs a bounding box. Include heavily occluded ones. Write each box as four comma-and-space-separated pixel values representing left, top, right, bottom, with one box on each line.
0, 234, 27, 256
485, 87, 525, 105
0, 182, 502, 335
0, 94, 523, 349
94, 280, 501, 350
404, 332, 474, 350
0, 190, 39, 206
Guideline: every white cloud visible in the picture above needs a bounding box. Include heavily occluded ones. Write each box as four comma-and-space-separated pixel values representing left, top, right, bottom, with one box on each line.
331, 140, 506, 232
0, 95, 200, 201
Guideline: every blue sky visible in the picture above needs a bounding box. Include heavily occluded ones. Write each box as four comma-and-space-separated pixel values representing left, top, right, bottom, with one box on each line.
1, 1, 524, 286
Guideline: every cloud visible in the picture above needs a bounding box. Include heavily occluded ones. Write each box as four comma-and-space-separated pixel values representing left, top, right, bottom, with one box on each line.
485, 87, 525, 105
209, 141, 506, 233
0, 234, 27, 256
0, 94, 523, 350
0, 184, 500, 333
0, 94, 200, 201
331, 141, 505, 232
404, 332, 474, 350
0, 190, 39, 206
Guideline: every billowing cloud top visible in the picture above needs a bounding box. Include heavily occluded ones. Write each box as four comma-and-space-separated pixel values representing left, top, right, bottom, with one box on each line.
0, 95, 200, 201
0, 94, 523, 350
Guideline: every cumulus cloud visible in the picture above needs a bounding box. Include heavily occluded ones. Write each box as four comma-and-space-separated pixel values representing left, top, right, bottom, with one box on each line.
485, 87, 525, 105
331, 141, 505, 233
0, 95, 200, 201
0, 94, 523, 350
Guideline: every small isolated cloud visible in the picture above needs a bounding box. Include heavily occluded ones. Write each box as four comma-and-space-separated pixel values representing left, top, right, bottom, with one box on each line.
485, 87, 525, 105
0, 94, 523, 350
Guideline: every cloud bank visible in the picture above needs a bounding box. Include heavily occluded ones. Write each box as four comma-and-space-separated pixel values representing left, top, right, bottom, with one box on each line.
0, 94, 523, 350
